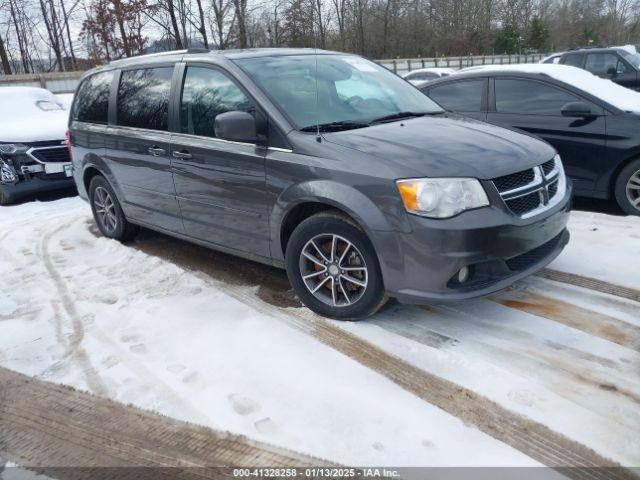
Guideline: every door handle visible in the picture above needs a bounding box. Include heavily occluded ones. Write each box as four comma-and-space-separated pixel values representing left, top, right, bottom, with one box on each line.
148, 146, 165, 156
172, 150, 192, 159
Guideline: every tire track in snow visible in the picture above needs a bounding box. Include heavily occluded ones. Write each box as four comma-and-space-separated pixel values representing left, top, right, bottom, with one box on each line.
492, 290, 640, 351
0, 367, 326, 475
537, 269, 640, 304
37, 219, 108, 397
130, 234, 636, 479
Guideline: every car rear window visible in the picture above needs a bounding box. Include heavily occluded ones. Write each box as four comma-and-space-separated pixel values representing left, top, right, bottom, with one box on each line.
117, 67, 173, 131
427, 80, 484, 112
72, 71, 113, 124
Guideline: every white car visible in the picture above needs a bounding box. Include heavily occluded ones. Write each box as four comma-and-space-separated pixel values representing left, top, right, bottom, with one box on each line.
540, 53, 563, 64
402, 68, 456, 87
0, 87, 74, 205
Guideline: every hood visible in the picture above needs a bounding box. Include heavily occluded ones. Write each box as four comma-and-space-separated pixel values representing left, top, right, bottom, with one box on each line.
323, 114, 556, 179
0, 87, 69, 143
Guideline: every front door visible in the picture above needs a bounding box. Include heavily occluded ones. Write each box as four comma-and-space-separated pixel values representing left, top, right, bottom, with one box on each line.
171, 64, 271, 258
583, 52, 638, 90
486, 77, 607, 195
106, 66, 182, 232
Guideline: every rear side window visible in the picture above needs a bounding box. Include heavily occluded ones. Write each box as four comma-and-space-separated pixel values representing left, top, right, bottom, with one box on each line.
73, 71, 113, 124
427, 80, 484, 112
180, 66, 255, 138
117, 67, 173, 131
563, 53, 583, 67
495, 79, 579, 115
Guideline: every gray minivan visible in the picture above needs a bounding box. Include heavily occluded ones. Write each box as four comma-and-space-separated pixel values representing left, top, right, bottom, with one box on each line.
68, 48, 571, 319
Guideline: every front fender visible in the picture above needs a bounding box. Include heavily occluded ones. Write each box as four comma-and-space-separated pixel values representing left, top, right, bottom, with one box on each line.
270, 179, 408, 261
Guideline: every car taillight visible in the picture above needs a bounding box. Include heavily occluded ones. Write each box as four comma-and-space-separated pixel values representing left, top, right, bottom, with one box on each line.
65, 129, 73, 160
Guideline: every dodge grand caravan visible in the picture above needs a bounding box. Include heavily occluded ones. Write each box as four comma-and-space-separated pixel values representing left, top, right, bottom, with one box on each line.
68, 48, 571, 320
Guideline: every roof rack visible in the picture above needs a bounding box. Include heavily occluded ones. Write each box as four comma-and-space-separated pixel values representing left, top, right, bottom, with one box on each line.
568, 45, 606, 51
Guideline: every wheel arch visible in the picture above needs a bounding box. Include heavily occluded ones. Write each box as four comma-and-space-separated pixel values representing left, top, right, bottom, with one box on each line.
271, 180, 404, 262
609, 153, 640, 196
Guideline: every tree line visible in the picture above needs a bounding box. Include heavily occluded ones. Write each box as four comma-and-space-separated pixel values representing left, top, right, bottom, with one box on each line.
1, 0, 639, 74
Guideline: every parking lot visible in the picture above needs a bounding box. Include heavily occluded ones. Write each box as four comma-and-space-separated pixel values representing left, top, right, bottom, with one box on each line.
1, 191, 638, 476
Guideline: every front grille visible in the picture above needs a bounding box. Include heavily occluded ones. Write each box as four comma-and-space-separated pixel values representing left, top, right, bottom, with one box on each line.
505, 191, 542, 216
29, 146, 71, 163
493, 169, 535, 193
493, 157, 564, 218
506, 233, 564, 271
541, 159, 555, 175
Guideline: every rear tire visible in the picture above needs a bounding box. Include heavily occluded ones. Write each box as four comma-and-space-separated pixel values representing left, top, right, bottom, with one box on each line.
89, 175, 138, 241
614, 158, 640, 216
285, 211, 387, 320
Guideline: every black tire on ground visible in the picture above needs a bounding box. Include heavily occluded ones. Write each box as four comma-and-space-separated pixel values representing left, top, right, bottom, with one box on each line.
89, 175, 139, 241
614, 158, 640, 216
0, 189, 12, 206
285, 211, 387, 320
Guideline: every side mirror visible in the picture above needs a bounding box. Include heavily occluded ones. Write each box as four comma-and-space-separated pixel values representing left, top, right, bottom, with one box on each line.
607, 67, 617, 76
561, 101, 595, 118
214, 111, 257, 143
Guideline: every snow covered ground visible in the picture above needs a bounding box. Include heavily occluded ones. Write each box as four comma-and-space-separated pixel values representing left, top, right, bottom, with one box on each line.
0, 195, 639, 468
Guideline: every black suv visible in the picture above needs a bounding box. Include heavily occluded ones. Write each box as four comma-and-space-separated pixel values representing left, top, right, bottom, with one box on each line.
557, 47, 640, 90
69, 49, 571, 319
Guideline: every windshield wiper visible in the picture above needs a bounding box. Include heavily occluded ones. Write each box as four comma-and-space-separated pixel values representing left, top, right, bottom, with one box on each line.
300, 121, 370, 132
370, 111, 431, 124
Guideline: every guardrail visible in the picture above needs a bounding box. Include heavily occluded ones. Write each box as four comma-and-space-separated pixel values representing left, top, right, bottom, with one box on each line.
0, 53, 549, 93
0, 71, 83, 93
377, 53, 548, 74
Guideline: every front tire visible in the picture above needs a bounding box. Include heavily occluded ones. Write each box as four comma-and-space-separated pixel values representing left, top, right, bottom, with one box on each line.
89, 176, 138, 241
0, 189, 13, 206
285, 212, 387, 320
614, 159, 640, 216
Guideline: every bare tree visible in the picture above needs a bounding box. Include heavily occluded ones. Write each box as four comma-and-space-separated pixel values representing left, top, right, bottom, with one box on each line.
0, 30, 11, 73
232, 0, 248, 47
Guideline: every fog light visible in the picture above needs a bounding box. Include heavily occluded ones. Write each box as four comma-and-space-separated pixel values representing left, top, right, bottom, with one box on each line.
0, 160, 17, 183
457, 266, 470, 283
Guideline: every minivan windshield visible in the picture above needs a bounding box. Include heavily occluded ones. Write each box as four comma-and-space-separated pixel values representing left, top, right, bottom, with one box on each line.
234, 54, 443, 131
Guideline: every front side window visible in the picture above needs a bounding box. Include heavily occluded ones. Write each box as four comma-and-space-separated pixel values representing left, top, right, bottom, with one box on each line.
427, 80, 484, 112
180, 67, 255, 138
73, 71, 113, 124
495, 79, 580, 115
117, 67, 173, 131
585, 53, 626, 75
234, 55, 442, 130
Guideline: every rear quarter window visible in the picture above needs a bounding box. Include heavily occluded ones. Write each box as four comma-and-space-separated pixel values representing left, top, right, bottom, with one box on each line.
72, 71, 114, 124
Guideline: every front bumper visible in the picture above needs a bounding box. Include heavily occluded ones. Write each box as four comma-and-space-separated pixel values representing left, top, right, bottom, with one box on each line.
376, 187, 572, 303
0, 175, 76, 202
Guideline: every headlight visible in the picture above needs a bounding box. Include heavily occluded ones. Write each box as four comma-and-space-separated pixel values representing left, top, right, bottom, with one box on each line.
396, 177, 489, 218
0, 160, 17, 183
0, 143, 28, 155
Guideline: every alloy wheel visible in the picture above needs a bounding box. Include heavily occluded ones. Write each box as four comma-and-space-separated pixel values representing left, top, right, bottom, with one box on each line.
626, 169, 640, 212
299, 233, 368, 307
94, 186, 118, 233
